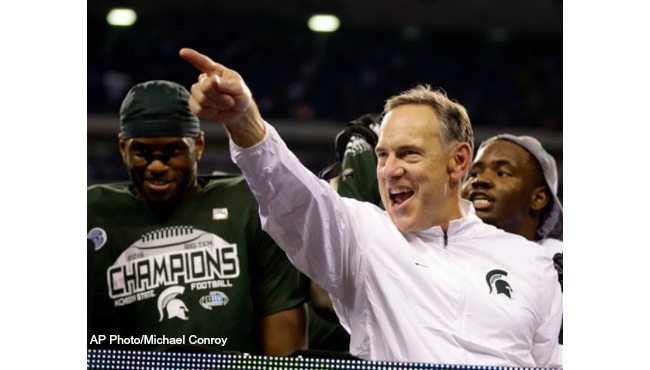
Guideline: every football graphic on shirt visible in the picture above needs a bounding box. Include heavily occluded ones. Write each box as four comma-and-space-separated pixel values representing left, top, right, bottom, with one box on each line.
106, 226, 240, 303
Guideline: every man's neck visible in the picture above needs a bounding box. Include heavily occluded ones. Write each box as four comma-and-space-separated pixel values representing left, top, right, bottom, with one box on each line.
438, 198, 465, 233
181, 181, 203, 201
508, 218, 539, 241
137, 181, 203, 213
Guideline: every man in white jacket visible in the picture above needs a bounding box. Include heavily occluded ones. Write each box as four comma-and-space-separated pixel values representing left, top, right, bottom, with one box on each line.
462, 134, 564, 359
179, 48, 562, 368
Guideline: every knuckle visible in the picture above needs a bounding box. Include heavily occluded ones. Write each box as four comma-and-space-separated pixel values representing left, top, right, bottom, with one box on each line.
188, 99, 201, 115
201, 78, 215, 93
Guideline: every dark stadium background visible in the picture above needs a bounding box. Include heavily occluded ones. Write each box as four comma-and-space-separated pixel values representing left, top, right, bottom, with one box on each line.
87, 0, 562, 200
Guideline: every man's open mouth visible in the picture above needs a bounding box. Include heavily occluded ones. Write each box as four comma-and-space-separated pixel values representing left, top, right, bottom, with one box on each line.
469, 192, 494, 210
389, 187, 415, 207
145, 179, 173, 192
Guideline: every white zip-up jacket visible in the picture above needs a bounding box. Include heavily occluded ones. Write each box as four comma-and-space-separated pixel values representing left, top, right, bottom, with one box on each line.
231, 124, 562, 368
538, 237, 564, 366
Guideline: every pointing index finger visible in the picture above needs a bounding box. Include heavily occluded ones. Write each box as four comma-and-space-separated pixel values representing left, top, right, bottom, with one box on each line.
179, 48, 225, 75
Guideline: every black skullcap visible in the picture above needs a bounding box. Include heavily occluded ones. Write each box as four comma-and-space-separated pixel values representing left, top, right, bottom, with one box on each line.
119, 80, 200, 138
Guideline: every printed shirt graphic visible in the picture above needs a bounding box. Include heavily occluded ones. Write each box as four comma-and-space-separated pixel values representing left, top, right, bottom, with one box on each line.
486, 269, 514, 298
87, 175, 308, 353
106, 225, 240, 304
157, 286, 189, 321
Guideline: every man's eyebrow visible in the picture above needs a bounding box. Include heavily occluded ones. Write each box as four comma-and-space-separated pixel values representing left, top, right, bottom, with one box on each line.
375, 144, 422, 153
492, 159, 516, 167
163, 141, 188, 150
396, 144, 422, 152
129, 141, 148, 149
130, 140, 187, 149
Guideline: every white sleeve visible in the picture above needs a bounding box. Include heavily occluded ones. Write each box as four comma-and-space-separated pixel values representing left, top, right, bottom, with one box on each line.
230, 123, 363, 301
531, 256, 563, 368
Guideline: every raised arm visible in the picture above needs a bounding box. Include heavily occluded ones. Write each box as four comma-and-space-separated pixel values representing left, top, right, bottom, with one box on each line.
179, 48, 364, 304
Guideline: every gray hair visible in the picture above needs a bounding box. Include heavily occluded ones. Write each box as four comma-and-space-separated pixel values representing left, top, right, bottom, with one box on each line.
384, 84, 474, 154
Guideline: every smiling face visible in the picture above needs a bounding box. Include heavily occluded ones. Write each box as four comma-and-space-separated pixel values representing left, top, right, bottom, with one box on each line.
461, 139, 545, 235
119, 135, 204, 205
375, 104, 454, 232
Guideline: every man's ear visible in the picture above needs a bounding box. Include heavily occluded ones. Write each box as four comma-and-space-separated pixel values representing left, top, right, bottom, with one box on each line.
448, 142, 472, 184
195, 132, 205, 160
530, 186, 550, 211
118, 135, 128, 164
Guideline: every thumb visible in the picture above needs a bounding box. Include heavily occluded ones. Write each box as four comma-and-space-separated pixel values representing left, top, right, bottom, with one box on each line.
179, 48, 225, 75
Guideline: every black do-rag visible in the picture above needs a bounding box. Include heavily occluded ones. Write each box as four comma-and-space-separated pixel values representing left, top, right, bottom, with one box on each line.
119, 80, 201, 139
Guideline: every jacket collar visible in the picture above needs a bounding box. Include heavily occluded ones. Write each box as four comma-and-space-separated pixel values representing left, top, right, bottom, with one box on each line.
413, 199, 483, 240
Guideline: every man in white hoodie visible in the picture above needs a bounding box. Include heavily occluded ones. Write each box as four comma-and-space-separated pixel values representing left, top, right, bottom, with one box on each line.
462, 134, 564, 354
179, 47, 562, 368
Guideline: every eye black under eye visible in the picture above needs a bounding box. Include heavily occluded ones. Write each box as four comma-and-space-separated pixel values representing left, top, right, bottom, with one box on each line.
132, 148, 150, 157
171, 147, 186, 155
166, 143, 186, 152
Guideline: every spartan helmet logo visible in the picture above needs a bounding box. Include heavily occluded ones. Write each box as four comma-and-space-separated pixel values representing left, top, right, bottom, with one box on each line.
158, 286, 189, 322
486, 269, 513, 299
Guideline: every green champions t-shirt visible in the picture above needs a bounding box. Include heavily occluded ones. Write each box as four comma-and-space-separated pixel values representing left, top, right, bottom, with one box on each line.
87, 175, 308, 353
308, 134, 382, 352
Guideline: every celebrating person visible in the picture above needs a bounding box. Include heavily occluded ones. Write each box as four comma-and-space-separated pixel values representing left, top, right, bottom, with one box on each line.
179, 48, 562, 367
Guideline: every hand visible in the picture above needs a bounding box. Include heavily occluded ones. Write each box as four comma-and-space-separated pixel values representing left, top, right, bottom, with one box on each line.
179, 48, 255, 127
179, 48, 265, 147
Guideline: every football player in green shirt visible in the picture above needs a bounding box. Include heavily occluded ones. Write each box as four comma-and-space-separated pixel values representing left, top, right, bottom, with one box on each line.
87, 80, 308, 356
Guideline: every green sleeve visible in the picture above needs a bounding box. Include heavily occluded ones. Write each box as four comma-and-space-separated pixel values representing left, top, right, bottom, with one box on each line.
250, 220, 309, 318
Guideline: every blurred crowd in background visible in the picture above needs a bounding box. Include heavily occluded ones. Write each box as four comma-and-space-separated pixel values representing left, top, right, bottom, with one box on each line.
88, 2, 562, 199
89, 12, 561, 128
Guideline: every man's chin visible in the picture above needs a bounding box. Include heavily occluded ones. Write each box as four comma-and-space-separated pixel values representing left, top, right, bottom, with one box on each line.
474, 209, 495, 221
139, 189, 179, 206
475, 212, 507, 230
389, 214, 416, 233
